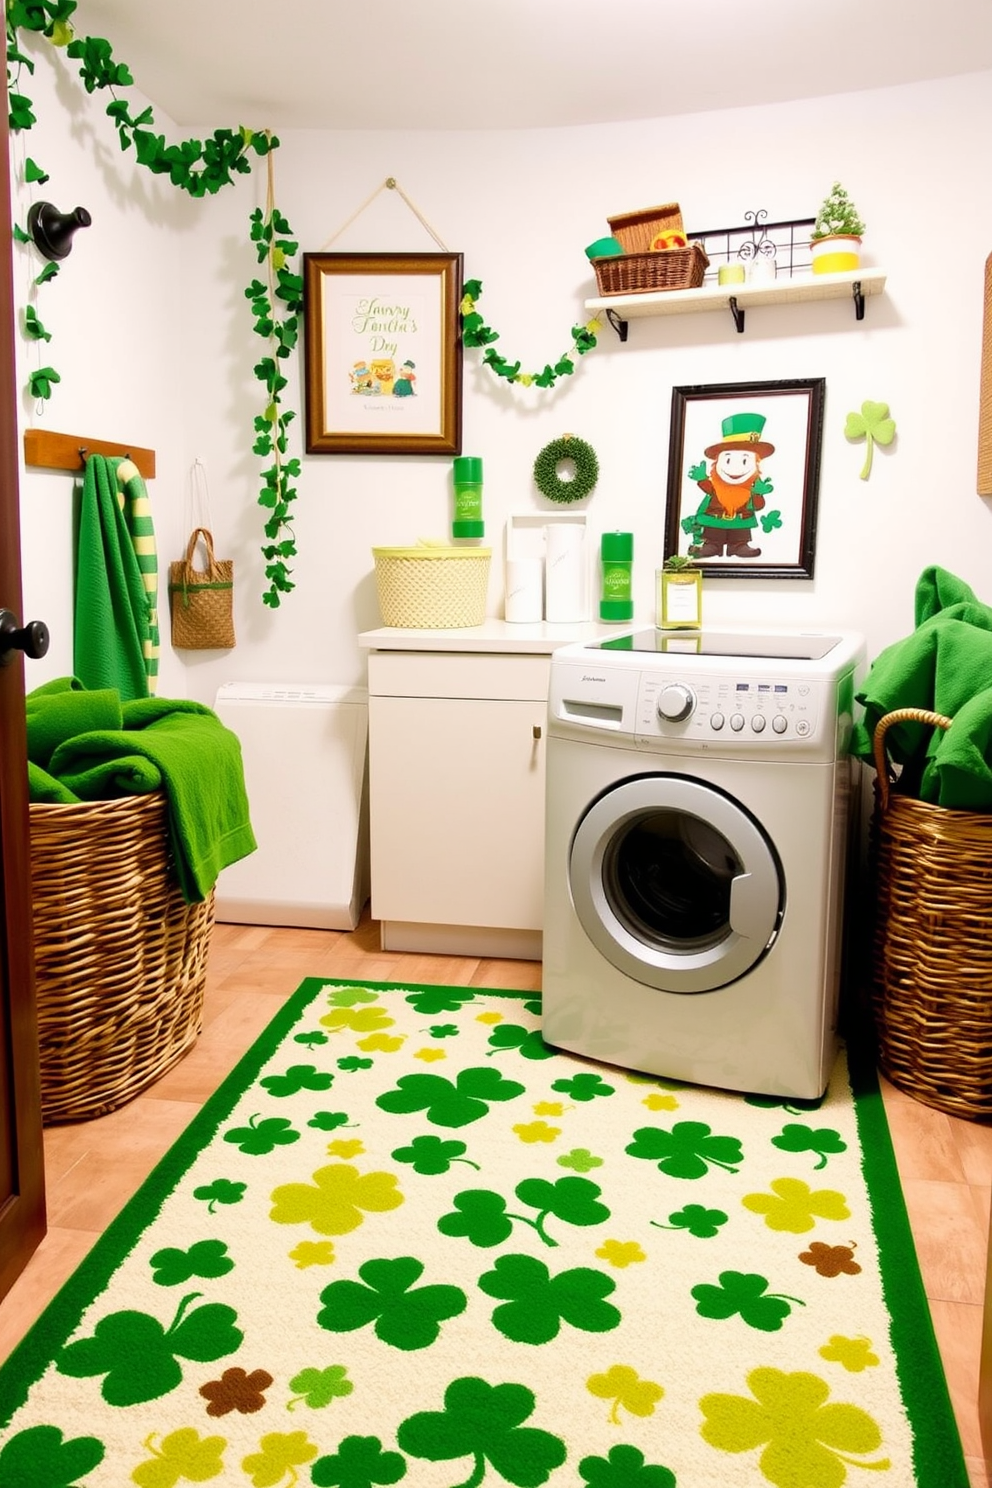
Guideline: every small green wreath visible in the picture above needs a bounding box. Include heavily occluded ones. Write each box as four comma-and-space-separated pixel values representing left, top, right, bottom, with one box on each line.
533, 435, 599, 504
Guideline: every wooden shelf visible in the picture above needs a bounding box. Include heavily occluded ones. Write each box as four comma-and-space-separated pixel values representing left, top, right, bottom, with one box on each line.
585, 268, 887, 338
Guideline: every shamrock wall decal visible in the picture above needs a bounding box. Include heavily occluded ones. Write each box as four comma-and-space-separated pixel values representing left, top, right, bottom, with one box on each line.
845, 400, 896, 479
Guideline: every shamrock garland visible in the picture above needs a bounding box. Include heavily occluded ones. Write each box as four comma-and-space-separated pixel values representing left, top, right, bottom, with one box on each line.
461, 278, 600, 389
533, 435, 600, 504
6, 0, 300, 606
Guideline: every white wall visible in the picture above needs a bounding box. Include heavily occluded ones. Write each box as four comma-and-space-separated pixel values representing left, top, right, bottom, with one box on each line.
11, 42, 992, 703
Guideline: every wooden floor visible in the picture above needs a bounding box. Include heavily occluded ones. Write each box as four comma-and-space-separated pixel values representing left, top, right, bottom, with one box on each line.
1, 915, 989, 1485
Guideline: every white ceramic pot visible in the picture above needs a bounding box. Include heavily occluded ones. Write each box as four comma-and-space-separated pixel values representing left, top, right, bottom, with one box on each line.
810, 234, 862, 275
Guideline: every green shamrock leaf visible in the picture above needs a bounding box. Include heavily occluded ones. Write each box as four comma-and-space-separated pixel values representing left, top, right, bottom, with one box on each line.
241, 1430, 319, 1486
287, 1364, 354, 1409
700, 1367, 890, 1484
391, 1134, 479, 1175
578, 1442, 676, 1487
398, 1376, 566, 1486
759, 509, 783, 533
479, 1253, 620, 1344
311, 1433, 406, 1488
260, 1063, 334, 1097
321, 1007, 394, 1035
308, 1111, 355, 1131
58, 1293, 243, 1405
317, 1255, 466, 1350
295, 1029, 330, 1048
337, 1056, 374, 1072
551, 1073, 615, 1102
404, 988, 478, 1014
651, 1203, 729, 1238
691, 1270, 805, 1331
844, 400, 896, 479
486, 1024, 556, 1060
439, 1190, 514, 1247
428, 1023, 459, 1038
0, 1425, 104, 1488
132, 1427, 227, 1487
28, 364, 60, 397
193, 1178, 247, 1213
771, 1124, 847, 1170
150, 1239, 234, 1286
557, 1148, 604, 1174
224, 1114, 301, 1155
376, 1067, 525, 1127
440, 1177, 609, 1249
23, 305, 51, 341
325, 986, 381, 1007
626, 1121, 744, 1178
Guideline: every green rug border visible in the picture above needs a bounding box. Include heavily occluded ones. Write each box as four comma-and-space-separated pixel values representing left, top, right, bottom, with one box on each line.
845, 1032, 969, 1485
0, 980, 970, 1487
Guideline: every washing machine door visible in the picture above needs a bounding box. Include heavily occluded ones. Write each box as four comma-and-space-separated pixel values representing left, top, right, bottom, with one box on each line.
569, 773, 784, 994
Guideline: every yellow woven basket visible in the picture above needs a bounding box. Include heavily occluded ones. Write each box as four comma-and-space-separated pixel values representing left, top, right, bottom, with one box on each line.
372, 544, 491, 628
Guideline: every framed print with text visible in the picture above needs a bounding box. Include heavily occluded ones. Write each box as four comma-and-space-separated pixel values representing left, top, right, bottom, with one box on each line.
664, 378, 825, 579
304, 251, 463, 455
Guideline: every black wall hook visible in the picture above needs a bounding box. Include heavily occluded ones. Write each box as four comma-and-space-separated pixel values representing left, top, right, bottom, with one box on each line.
28, 201, 92, 261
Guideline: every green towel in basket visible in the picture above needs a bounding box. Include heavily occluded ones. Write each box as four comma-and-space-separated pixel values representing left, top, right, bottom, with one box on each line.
43, 695, 256, 904
852, 566, 992, 808
26, 678, 123, 767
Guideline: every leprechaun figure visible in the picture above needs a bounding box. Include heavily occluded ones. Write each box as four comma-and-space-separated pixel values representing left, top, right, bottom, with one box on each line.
683, 412, 775, 559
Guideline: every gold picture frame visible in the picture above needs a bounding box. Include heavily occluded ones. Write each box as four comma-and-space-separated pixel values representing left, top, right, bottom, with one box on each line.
303, 251, 463, 455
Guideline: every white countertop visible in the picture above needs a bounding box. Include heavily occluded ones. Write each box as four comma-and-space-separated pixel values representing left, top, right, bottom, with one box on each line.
358, 620, 624, 655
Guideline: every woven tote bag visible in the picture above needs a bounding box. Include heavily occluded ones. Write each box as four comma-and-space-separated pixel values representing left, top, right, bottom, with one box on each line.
168, 527, 235, 649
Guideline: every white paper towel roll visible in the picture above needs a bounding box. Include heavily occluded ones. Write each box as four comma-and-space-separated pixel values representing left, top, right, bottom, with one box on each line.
504, 557, 543, 622
545, 523, 586, 622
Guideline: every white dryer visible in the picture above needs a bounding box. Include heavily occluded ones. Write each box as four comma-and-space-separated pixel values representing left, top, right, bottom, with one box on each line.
541, 627, 865, 1099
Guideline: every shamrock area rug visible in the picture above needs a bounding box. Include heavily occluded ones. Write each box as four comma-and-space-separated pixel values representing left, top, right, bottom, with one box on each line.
0, 979, 968, 1488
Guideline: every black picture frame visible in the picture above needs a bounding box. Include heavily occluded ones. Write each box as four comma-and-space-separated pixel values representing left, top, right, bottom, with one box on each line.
303, 251, 463, 455
664, 378, 825, 579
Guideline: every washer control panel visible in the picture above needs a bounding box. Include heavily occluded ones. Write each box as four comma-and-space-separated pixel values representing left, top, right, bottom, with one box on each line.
638, 670, 824, 747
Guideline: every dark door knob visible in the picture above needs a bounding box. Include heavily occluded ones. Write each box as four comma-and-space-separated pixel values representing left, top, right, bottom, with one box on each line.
0, 608, 50, 666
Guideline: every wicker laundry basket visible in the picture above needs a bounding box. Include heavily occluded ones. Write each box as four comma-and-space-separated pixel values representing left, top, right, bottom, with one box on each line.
29, 790, 215, 1124
869, 706, 992, 1119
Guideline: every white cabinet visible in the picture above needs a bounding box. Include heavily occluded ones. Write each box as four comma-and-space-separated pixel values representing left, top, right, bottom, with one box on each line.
365, 647, 551, 959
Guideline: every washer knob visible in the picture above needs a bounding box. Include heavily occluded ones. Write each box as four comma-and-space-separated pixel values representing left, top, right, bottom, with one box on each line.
657, 683, 695, 722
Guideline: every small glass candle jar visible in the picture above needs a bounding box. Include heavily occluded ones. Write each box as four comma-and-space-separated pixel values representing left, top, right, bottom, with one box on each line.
657, 567, 702, 629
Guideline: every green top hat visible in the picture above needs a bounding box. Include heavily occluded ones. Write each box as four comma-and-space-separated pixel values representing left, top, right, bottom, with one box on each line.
704, 412, 775, 459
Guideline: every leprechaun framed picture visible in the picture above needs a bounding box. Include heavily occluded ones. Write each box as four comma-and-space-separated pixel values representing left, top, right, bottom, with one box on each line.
664, 378, 825, 579
303, 251, 463, 455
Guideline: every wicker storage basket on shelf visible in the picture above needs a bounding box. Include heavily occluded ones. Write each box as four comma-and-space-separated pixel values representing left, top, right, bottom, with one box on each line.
593, 202, 709, 297
372, 545, 491, 628
29, 790, 215, 1124
868, 706, 992, 1119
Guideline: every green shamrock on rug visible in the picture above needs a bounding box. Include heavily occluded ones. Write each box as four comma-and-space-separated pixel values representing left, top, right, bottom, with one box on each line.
438, 1176, 609, 1248
396, 1376, 566, 1485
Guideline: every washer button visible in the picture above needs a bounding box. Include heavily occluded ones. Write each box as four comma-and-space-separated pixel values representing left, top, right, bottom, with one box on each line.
751, 714, 766, 733
795, 719, 811, 736
710, 712, 725, 731
730, 713, 745, 732
772, 714, 788, 734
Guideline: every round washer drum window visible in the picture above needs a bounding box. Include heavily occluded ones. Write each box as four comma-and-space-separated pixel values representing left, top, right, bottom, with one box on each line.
569, 774, 784, 995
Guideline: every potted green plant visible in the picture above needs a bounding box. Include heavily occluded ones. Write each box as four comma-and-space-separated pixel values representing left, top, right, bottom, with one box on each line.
810, 182, 866, 276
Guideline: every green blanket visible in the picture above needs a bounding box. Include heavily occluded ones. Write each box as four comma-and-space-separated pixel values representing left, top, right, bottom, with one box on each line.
27, 680, 256, 902
851, 566, 992, 807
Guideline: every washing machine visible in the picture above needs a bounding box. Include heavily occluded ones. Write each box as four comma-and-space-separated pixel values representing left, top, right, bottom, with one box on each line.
541, 626, 865, 1099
